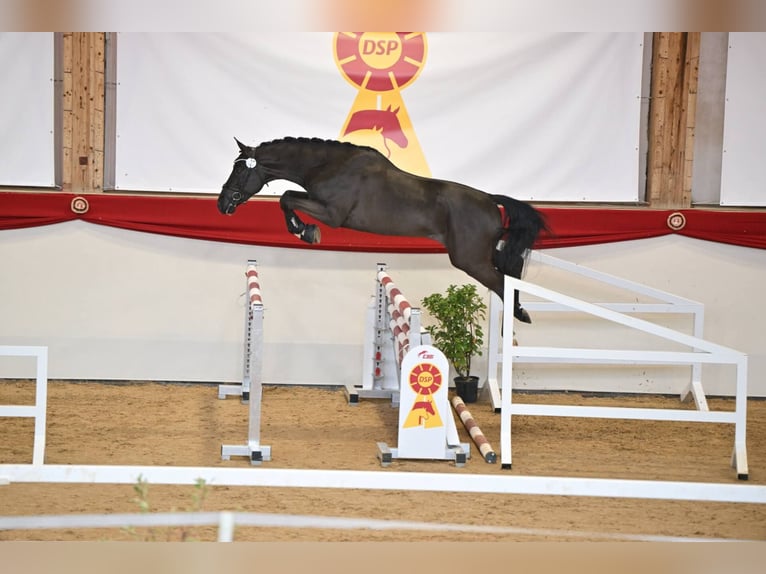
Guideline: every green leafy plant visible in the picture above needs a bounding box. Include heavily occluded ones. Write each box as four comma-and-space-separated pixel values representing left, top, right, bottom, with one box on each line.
122, 474, 209, 541
421, 284, 487, 378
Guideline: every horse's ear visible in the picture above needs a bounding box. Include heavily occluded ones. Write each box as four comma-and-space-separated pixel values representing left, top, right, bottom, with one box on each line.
234, 137, 248, 152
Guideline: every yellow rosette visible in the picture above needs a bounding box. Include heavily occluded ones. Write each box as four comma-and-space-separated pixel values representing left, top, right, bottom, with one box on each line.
403, 362, 444, 429
334, 32, 431, 176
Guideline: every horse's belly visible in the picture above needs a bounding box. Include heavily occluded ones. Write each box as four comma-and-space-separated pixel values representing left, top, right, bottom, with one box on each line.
345, 209, 445, 241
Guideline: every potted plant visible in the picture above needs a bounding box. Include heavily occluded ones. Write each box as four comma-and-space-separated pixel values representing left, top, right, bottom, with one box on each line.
421, 284, 487, 403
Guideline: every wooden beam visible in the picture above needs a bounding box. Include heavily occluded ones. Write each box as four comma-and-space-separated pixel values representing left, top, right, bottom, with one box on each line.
646, 32, 700, 209
683, 32, 700, 206
62, 33, 105, 194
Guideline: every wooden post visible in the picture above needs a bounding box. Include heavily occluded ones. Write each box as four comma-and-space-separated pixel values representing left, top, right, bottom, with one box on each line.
646, 32, 700, 209
62, 33, 105, 194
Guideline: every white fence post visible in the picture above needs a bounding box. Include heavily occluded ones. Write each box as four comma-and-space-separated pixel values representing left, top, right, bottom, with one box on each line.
0, 345, 48, 465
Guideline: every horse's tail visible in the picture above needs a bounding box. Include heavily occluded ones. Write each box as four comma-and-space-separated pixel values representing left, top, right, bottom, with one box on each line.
490, 194, 547, 276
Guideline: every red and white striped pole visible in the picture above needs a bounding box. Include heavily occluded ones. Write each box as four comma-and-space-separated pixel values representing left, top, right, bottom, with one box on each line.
245, 264, 263, 305
378, 271, 412, 364
451, 395, 497, 463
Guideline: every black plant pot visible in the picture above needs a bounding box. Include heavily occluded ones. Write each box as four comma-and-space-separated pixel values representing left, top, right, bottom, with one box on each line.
454, 375, 479, 403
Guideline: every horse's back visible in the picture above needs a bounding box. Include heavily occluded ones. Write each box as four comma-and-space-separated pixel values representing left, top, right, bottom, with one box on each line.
299, 143, 502, 242
342, 162, 503, 243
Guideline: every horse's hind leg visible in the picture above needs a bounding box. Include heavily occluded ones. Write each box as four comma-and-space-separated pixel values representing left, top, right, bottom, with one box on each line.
463, 262, 529, 323
445, 236, 506, 301
508, 255, 531, 323
447, 238, 531, 324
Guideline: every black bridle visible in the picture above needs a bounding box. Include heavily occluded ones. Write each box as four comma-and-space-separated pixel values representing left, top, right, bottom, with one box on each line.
226, 156, 259, 203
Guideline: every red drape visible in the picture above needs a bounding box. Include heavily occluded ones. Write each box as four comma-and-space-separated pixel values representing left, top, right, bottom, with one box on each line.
1, 191, 765, 251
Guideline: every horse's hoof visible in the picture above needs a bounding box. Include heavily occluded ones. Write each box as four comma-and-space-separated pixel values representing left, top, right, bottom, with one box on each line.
301, 224, 321, 244
515, 308, 532, 323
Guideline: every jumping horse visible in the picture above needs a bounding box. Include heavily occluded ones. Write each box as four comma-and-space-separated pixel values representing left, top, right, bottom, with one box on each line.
217, 137, 547, 323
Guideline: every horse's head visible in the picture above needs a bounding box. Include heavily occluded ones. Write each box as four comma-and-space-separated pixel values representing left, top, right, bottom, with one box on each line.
217, 138, 266, 215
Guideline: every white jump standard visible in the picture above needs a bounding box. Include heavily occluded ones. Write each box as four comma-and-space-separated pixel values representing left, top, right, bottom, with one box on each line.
348, 264, 419, 405
357, 265, 470, 466
219, 260, 271, 464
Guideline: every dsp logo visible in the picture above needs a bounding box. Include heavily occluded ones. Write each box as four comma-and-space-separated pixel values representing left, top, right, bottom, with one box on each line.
360, 37, 401, 57
403, 362, 444, 429
334, 32, 431, 177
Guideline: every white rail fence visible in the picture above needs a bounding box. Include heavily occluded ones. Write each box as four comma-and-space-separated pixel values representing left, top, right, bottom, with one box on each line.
486, 252, 749, 478
0, 345, 48, 465
0, 510, 752, 542
2, 464, 765, 503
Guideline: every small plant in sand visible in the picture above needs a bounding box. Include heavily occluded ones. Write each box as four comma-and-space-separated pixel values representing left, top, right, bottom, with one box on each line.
122, 474, 209, 541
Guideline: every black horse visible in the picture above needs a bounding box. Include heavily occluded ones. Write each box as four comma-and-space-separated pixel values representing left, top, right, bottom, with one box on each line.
217, 137, 547, 323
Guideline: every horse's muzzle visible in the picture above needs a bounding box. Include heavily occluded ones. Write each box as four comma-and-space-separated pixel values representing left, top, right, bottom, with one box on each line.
217, 193, 237, 215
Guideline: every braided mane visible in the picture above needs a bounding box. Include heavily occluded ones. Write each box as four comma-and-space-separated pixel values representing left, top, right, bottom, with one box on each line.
250, 137, 381, 181
254, 136, 373, 155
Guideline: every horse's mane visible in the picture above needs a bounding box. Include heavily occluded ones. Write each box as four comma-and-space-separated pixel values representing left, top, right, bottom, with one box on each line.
254, 137, 378, 157
250, 137, 383, 182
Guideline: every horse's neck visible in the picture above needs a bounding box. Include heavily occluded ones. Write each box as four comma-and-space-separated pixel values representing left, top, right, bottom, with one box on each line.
259, 142, 346, 183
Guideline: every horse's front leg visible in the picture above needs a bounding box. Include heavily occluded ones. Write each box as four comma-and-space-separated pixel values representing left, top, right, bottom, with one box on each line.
280, 190, 322, 244
280, 189, 351, 244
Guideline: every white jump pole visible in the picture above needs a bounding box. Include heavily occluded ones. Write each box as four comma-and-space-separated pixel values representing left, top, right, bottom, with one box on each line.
2, 464, 765, 504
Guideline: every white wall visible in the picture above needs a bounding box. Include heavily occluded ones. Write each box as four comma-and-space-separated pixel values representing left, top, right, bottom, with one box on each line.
720, 32, 766, 206
691, 32, 728, 205
0, 221, 467, 385
0, 33, 55, 187
1, 222, 763, 397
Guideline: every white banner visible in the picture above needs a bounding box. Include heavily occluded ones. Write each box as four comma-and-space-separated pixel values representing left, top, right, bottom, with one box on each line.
114, 33, 644, 202
0, 33, 55, 187
720, 33, 766, 207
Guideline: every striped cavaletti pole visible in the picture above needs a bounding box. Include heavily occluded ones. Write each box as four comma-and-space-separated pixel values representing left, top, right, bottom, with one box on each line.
387, 303, 410, 364
246, 264, 263, 305
377, 271, 412, 364
451, 395, 497, 463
